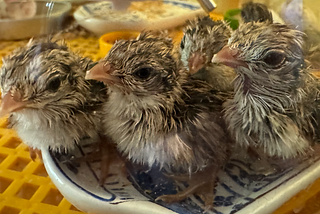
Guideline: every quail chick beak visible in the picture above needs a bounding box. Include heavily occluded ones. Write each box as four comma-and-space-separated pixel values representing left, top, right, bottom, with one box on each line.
0, 90, 27, 117
188, 51, 206, 75
85, 61, 121, 85
212, 46, 248, 69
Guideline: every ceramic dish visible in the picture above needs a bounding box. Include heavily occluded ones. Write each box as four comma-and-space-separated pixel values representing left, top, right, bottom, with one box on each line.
42, 140, 320, 214
0, 1, 71, 40
73, 0, 205, 36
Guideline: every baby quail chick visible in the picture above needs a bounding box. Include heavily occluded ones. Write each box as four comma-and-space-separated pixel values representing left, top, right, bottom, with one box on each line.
0, 40, 108, 160
241, 1, 273, 23
180, 3, 273, 92
212, 21, 320, 159
180, 16, 236, 92
86, 32, 230, 207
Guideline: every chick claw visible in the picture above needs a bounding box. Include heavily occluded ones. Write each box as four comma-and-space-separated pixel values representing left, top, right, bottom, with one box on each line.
29, 147, 42, 161
163, 173, 192, 182
156, 166, 218, 210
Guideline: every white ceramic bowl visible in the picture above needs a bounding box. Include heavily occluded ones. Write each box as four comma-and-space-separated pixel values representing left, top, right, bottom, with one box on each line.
42, 141, 320, 214
0, 1, 71, 40
73, 0, 206, 36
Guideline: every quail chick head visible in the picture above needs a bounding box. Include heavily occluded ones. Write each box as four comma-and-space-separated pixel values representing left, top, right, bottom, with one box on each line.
86, 31, 231, 206
180, 16, 236, 92
212, 21, 320, 159
0, 40, 107, 158
241, 1, 273, 23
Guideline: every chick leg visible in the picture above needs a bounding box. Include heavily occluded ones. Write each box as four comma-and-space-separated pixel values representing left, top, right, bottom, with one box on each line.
29, 147, 42, 161
156, 165, 219, 208
71, 136, 126, 185
93, 136, 127, 185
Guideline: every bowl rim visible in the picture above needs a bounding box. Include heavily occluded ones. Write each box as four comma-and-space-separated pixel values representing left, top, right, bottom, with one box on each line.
0, 0, 72, 23
41, 148, 178, 214
74, 0, 202, 22
100, 31, 141, 44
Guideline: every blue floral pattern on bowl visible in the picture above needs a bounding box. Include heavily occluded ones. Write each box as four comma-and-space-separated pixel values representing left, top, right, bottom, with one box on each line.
43, 139, 320, 214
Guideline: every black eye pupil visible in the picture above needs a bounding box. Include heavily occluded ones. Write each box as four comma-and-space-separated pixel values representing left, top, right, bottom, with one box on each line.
134, 68, 152, 79
180, 35, 186, 50
47, 78, 61, 92
263, 52, 286, 67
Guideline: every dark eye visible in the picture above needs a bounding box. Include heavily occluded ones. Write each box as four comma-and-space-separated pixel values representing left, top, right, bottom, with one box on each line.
262, 51, 286, 67
180, 35, 186, 50
133, 67, 153, 80
47, 77, 61, 92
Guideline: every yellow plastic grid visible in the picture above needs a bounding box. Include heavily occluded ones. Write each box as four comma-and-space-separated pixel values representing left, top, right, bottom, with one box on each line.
0, 116, 84, 214
0, 19, 320, 214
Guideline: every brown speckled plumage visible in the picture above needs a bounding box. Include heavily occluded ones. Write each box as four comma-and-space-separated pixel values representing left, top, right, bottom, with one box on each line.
241, 2, 273, 23
87, 31, 231, 173
180, 16, 236, 92
0, 39, 108, 152
213, 22, 320, 159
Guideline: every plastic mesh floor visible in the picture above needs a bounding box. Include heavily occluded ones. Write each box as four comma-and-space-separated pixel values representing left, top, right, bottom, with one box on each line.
0, 116, 84, 214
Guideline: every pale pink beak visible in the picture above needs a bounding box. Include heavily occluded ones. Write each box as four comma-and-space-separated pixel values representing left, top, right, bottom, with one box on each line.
188, 51, 206, 75
85, 62, 121, 85
212, 46, 248, 69
0, 90, 27, 117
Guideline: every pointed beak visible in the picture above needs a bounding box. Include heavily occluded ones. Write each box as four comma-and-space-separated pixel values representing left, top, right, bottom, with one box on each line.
188, 52, 206, 75
212, 46, 248, 69
85, 62, 121, 85
0, 90, 27, 118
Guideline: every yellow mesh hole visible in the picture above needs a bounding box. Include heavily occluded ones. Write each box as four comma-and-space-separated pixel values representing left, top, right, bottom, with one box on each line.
0, 206, 20, 214
32, 164, 48, 177
41, 188, 64, 206
0, 153, 8, 164
8, 157, 30, 172
0, 176, 13, 193
2, 137, 21, 149
16, 183, 39, 200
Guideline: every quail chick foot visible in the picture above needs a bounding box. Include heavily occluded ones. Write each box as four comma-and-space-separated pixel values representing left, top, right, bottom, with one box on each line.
73, 136, 126, 185
156, 165, 219, 209
29, 147, 42, 161
98, 136, 127, 185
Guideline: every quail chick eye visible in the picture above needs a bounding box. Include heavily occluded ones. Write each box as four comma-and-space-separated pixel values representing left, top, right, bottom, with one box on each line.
180, 35, 185, 50
46, 77, 61, 92
262, 51, 286, 67
133, 67, 153, 80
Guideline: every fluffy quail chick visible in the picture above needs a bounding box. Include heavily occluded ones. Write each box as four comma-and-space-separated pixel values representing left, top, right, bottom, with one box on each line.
212, 21, 320, 159
241, 1, 273, 23
180, 3, 273, 92
0, 40, 108, 160
180, 16, 236, 92
86, 32, 230, 207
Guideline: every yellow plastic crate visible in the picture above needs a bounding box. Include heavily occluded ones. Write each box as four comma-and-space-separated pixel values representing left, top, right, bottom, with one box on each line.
0, 115, 84, 214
